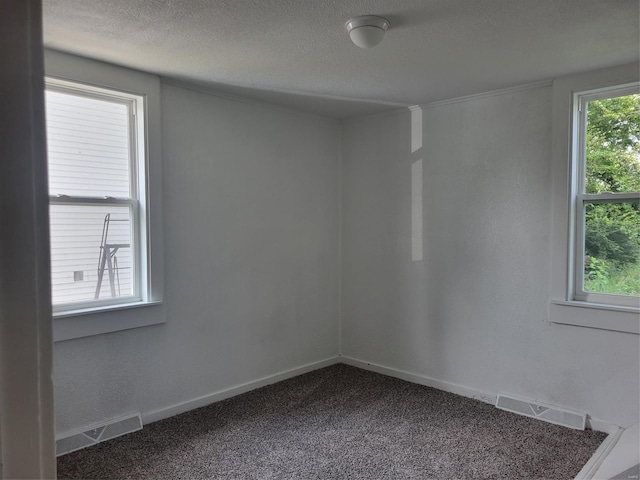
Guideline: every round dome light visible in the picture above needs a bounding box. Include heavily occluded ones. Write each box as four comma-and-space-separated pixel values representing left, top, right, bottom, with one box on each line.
345, 16, 390, 49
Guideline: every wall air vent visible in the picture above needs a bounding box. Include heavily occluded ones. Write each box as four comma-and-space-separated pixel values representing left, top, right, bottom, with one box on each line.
496, 395, 586, 430
56, 413, 142, 456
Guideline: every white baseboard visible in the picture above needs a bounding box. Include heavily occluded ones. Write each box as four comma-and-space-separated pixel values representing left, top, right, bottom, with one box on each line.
340, 355, 497, 405
142, 356, 340, 425
59, 353, 620, 459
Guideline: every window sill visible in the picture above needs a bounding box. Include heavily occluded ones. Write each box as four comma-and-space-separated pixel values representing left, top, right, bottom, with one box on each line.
53, 300, 162, 319
549, 299, 639, 334
53, 300, 165, 342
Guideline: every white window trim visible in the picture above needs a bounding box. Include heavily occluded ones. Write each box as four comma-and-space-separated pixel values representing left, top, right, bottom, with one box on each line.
572, 84, 640, 308
46, 78, 146, 312
44, 49, 165, 341
549, 62, 640, 334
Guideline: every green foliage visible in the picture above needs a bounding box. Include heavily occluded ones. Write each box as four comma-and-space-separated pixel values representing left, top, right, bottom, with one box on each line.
585, 94, 640, 194
583, 94, 640, 295
585, 260, 640, 296
585, 203, 640, 266
584, 256, 610, 292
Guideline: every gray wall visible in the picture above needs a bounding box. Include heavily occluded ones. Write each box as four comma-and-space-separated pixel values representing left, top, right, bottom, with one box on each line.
54, 80, 341, 433
340, 85, 640, 428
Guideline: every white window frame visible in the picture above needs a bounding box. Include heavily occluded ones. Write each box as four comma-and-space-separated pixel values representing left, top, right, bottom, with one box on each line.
45, 49, 165, 342
46, 78, 148, 312
571, 84, 640, 309
549, 63, 640, 334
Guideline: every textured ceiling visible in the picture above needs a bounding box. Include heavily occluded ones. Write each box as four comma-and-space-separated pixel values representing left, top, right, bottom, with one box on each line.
43, 0, 639, 118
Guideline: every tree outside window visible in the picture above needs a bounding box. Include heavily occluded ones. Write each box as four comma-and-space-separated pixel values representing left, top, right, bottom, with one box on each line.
582, 93, 640, 297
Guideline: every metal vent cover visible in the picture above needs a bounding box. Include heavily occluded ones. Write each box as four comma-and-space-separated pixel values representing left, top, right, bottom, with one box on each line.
55, 433, 94, 456
56, 413, 142, 456
496, 395, 586, 430
102, 414, 142, 441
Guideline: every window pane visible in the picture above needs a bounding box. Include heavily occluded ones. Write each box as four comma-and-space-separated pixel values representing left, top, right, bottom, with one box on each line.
585, 94, 640, 194
50, 204, 134, 305
45, 90, 131, 198
584, 201, 640, 295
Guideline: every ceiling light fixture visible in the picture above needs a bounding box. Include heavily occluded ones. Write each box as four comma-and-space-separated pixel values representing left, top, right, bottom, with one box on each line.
345, 15, 390, 49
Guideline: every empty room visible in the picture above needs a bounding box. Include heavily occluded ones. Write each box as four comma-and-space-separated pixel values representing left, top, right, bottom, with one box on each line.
1, 0, 639, 479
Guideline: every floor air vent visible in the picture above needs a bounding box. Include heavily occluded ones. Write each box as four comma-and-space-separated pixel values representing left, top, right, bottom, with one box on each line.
496, 395, 586, 430
56, 413, 142, 456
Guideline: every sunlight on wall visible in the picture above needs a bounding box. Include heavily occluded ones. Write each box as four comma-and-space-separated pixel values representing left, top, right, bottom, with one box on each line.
410, 106, 423, 262
411, 106, 423, 154
411, 159, 423, 262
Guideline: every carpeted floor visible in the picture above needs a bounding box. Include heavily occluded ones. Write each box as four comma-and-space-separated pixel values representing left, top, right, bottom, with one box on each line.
57, 364, 607, 479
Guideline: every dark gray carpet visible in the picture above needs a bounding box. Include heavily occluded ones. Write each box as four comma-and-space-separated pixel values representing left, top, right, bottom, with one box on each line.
57, 364, 606, 479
